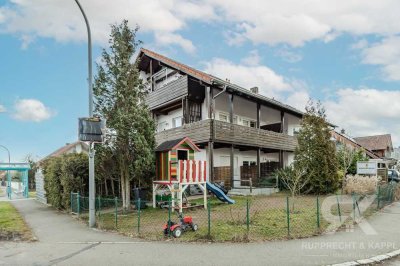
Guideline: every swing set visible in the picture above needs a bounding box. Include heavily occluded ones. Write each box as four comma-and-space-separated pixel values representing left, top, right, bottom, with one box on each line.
0, 163, 30, 199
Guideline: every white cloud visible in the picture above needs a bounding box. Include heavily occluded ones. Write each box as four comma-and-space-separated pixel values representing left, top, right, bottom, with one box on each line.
154, 32, 196, 54
0, 104, 6, 112
12, 99, 55, 122
0, 0, 215, 52
203, 56, 291, 98
209, 0, 400, 47
359, 36, 400, 80
3, 0, 400, 51
275, 47, 302, 63
324, 88, 400, 145
241, 50, 261, 66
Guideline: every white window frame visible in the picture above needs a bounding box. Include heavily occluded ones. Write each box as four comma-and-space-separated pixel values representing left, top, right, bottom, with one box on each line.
172, 116, 183, 128
157, 121, 168, 132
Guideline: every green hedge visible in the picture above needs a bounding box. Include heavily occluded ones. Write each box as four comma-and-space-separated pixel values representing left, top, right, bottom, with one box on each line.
42, 153, 88, 210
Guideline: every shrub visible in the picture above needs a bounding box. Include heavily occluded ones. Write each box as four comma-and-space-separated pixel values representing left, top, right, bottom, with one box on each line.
343, 174, 380, 195
42, 153, 88, 210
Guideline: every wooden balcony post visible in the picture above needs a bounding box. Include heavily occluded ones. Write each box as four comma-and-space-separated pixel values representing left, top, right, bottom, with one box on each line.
229, 93, 234, 124
257, 148, 261, 179
208, 141, 214, 182
257, 103, 261, 180
185, 97, 190, 124
150, 59, 153, 91
230, 144, 234, 189
280, 111, 285, 134
206, 86, 211, 119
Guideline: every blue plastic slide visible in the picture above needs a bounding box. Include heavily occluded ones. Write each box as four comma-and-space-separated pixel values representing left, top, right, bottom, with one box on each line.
206, 182, 235, 204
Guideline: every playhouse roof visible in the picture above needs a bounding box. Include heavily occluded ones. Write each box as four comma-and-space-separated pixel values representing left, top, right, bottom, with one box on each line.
155, 137, 200, 152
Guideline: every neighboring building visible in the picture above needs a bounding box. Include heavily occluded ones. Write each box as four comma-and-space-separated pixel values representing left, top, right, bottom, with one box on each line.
354, 134, 393, 158
39, 141, 89, 163
35, 141, 89, 204
137, 48, 303, 190
330, 130, 380, 159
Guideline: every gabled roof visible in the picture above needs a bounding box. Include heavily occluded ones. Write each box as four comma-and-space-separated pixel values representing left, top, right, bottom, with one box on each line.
138, 48, 304, 117
354, 134, 393, 152
139, 48, 212, 84
331, 130, 380, 159
155, 137, 200, 152
40, 141, 89, 163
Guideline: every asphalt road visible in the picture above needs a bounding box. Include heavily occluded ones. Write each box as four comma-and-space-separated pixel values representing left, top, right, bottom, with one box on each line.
1, 199, 400, 265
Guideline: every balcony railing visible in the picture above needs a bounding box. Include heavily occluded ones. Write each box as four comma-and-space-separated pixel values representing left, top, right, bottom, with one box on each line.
155, 119, 298, 151
146, 75, 188, 110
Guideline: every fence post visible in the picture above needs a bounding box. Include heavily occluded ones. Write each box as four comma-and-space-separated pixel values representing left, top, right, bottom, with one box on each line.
377, 186, 381, 210
246, 197, 250, 232
207, 200, 211, 238
137, 198, 141, 235
336, 194, 342, 222
77, 192, 80, 215
168, 199, 172, 237
286, 196, 290, 237
70, 192, 73, 212
316, 196, 320, 229
114, 197, 118, 229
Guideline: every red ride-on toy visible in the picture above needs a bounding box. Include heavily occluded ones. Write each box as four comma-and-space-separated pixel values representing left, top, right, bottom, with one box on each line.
163, 213, 198, 238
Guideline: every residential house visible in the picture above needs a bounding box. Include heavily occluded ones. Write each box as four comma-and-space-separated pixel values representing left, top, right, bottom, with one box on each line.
35, 141, 89, 204
137, 49, 303, 191
354, 134, 393, 158
330, 130, 380, 159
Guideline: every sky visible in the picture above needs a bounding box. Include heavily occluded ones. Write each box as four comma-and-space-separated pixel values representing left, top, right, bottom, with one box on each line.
0, 0, 400, 161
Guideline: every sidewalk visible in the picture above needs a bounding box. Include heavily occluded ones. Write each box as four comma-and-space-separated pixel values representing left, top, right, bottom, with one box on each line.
0, 199, 399, 266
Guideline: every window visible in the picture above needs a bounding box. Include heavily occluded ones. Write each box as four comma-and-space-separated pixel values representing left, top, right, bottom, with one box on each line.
293, 127, 301, 136
243, 161, 256, 166
177, 150, 188, 160
172, 117, 183, 128
250, 121, 257, 128
157, 121, 168, 132
242, 119, 250, 127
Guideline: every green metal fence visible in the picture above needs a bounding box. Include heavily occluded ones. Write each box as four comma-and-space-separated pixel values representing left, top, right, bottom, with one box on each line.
70, 182, 399, 241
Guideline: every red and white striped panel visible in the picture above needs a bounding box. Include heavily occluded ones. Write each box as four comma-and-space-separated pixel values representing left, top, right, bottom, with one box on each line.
177, 160, 206, 183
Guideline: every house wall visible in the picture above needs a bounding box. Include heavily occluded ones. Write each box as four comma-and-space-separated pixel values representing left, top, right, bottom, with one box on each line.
212, 89, 300, 134
193, 147, 296, 183
155, 108, 183, 132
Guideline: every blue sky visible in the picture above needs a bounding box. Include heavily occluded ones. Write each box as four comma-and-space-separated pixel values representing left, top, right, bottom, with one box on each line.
1, 0, 400, 161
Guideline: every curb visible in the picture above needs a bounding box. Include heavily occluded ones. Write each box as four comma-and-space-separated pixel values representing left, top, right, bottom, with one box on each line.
329, 249, 400, 266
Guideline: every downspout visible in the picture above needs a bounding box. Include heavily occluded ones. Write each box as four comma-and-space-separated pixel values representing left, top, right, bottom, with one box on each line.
211, 84, 227, 119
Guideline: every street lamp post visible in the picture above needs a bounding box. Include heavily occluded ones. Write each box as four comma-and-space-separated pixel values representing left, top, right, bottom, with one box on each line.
0, 145, 11, 197
74, 0, 96, 228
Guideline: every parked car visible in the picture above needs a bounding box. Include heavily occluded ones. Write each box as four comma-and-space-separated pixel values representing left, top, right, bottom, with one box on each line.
388, 169, 400, 183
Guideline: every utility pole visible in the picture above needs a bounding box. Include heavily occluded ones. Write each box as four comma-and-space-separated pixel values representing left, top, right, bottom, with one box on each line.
74, 0, 95, 228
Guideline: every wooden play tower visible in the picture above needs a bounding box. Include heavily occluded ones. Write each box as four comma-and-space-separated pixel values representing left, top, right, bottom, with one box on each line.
152, 137, 207, 213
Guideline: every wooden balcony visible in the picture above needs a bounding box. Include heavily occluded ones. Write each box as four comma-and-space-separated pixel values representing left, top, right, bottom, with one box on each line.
213, 120, 297, 151
155, 119, 298, 151
146, 75, 188, 110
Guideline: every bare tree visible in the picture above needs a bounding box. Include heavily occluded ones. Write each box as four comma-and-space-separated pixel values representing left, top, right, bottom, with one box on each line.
276, 166, 309, 198
337, 145, 357, 191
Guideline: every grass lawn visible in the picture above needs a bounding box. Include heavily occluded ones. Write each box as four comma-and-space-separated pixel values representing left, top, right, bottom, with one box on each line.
0, 202, 34, 241
77, 193, 377, 242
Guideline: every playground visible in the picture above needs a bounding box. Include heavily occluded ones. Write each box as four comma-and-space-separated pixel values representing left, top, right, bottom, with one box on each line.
71, 137, 394, 242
